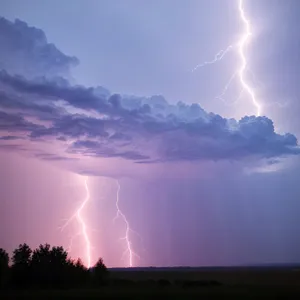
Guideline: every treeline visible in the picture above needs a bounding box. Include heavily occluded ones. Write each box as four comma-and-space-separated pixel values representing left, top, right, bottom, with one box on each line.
0, 244, 224, 291
0, 244, 108, 289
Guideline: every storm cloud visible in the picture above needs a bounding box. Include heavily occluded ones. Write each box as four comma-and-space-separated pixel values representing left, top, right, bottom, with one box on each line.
0, 72, 299, 163
0, 17, 78, 79
0, 16, 299, 168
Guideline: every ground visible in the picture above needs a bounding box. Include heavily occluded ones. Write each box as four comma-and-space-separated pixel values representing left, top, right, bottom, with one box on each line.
2, 267, 300, 299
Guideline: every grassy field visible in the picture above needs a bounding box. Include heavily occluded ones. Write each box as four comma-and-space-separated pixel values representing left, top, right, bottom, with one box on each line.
109, 266, 300, 285
2, 267, 300, 299
2, 285, 300, 299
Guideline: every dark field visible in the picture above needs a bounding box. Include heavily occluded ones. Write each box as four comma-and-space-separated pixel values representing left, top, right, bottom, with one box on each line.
2, 266, 300, 299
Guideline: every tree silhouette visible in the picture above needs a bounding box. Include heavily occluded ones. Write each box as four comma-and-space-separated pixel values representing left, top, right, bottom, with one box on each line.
72, 258, 89, 286
31, 244, 52, 287
0, 248, 9, 288
93, 258, 109, 286
50, 246, 68, 266
75, 258, 85, 269
11, 243, 32, 287
0, 243, 109, 289
49, 246, 69, 287
0, 248, 9, 267
31, 244, 69, 288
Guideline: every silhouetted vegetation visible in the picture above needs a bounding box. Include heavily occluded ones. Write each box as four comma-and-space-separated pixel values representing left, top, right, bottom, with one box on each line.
1, 246, 300, 299
92, 258, 109, 286
0, 243, 226, 293
0, 248, 9, 288
0, 243, 108, 289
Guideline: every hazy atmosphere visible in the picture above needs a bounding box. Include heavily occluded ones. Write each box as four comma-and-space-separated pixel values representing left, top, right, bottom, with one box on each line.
1, 0, 300, 269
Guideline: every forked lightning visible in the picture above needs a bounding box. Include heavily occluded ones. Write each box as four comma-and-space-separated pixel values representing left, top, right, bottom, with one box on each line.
193, 0, 262, 116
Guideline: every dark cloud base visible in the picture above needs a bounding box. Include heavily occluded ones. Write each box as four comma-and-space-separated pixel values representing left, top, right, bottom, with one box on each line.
0, 16, 299, 167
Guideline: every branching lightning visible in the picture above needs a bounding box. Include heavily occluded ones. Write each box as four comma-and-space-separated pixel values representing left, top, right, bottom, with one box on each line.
60, 177, 92, 268
193, 0, 262, 116
57, 0, 266, 270
77, 178, 92, 268
113, 180, 140, 267
60, 177, 141, 268
192, 45, 234, 72
237, 0, 261, 116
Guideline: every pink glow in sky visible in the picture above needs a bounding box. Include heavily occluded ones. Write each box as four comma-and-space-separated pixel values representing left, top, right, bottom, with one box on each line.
1, 0, 300, 268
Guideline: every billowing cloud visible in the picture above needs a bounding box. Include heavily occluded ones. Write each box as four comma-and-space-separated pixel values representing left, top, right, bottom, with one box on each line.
0, 110, 44, 133
0, 16, 299, 175
0, 17, 78, 78
0, 72, 299, 165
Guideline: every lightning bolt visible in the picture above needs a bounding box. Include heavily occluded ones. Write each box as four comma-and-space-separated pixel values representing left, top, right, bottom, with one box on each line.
193, 0, 262, 116
113, 180, 140, 267
237, 0, 261, 116
77, 178, 92, 268
60, 177, 92, 268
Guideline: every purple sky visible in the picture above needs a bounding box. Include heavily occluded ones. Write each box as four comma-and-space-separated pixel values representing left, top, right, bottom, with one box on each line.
1, 0, 300, 268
